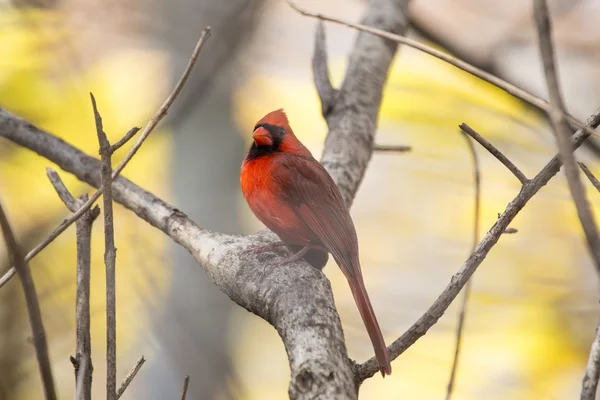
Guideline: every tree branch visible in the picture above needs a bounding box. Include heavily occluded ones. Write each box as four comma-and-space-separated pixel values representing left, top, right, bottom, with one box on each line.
47, 168, 98, 400
288, 1, 600, 141
0, 201, 56, 400
373, 144, 412, 153
534, 0, 600, 274
579, 163, 600, 193
445, 130, 481, 400
116, 355, 145, 399
0, 27, 211, 291
581, 319, 600, 400
312, 21, 337, 117
459, 124, 528, 184
0, 0, 410, 397
180, 375, 190, 400
90, 93, 118, 400
356, 107, 600, 381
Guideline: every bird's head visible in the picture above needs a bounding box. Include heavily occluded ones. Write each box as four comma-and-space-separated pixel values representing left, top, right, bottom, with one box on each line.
246, 109, 310, 161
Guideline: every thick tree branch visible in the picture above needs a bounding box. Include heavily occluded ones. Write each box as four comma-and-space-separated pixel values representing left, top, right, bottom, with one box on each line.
47, 168, 98, 400
356, 107, 600, 381
0, 0, 409, 397
534, 0, 600, 274
0, 201, 56, 400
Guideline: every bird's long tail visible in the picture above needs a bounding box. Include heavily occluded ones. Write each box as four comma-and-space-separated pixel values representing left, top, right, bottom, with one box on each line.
347, 267, 391, 376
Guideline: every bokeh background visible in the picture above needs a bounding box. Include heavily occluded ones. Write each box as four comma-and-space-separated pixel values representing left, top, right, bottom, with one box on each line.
2, 0, 600, 398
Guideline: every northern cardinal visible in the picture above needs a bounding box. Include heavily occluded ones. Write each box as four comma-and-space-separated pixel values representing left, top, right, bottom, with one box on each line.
240, 109, 391, 375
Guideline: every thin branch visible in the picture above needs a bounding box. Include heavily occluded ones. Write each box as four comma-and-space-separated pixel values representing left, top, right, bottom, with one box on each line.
581, 318, 600, 400
373, 144, 412, 153
0, 27, 211, 290
312, 21, 336, 116
115, 356, 146, 399
110, 127, 140, 153
0, 201, 56, 400
288, 1, 600, 141
90, 93, 118, 400
47, 168, 98, 400
180, 375, 190, 400
459, 123, 528, 184
356, 107, 600, 381
534, 0, 600, 274
445, 129, 481, 400
579, 163, 600, 192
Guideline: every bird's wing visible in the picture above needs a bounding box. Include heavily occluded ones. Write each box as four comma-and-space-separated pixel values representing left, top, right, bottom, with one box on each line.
274, 154, 359, 277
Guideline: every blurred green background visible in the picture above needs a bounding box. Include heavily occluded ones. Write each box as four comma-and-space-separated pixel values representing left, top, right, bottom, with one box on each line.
1, 0, 600, 398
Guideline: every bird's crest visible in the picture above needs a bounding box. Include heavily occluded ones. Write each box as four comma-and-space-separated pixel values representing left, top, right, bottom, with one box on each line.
255, 109, 290, 129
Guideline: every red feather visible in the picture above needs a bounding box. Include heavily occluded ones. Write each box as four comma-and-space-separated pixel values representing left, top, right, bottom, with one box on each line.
241, 109, 391, 375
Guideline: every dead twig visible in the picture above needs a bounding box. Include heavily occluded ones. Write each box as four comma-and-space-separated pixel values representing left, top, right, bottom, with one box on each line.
534, 0, 600, 274
180, 375, 190, 400
116, 356, 146, 399
459, 124, 528, 184
288, 0, 599, 141
90, 93, 118, 400
0, 201, 56, 400
47, 168, 99, 400
0, 27, 211, 290
445, 130, 481, 400
373, 144, 412, 153
579, 163, 600, 192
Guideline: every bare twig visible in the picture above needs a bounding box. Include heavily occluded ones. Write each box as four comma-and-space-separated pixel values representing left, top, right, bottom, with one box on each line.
356, 108, 600, 381
312, 21, 336, 116
373, 144, 412, 153
534, 0, 600, 274
579, 163, 600, 192
110, 127, 140, 152
288, 1, 600, 141
116, 356, 146, 399
459, 124, 528, 184
0, 201, 56, 400
0, 27, 211, 290
581, 319, 600, 400
90, 93, 118, 400
47, 168, 98, 400
180, 375, 190, 400
445, 130, 481, 400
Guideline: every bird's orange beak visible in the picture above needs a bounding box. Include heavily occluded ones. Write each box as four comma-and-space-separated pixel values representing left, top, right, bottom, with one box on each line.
252, 127, 273, 147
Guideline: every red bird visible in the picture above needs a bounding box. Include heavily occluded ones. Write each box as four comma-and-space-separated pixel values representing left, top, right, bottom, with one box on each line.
240, 109, 391, 375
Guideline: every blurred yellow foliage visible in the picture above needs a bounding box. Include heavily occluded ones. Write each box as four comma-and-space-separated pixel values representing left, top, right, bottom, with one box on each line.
0, 8, 174, 399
